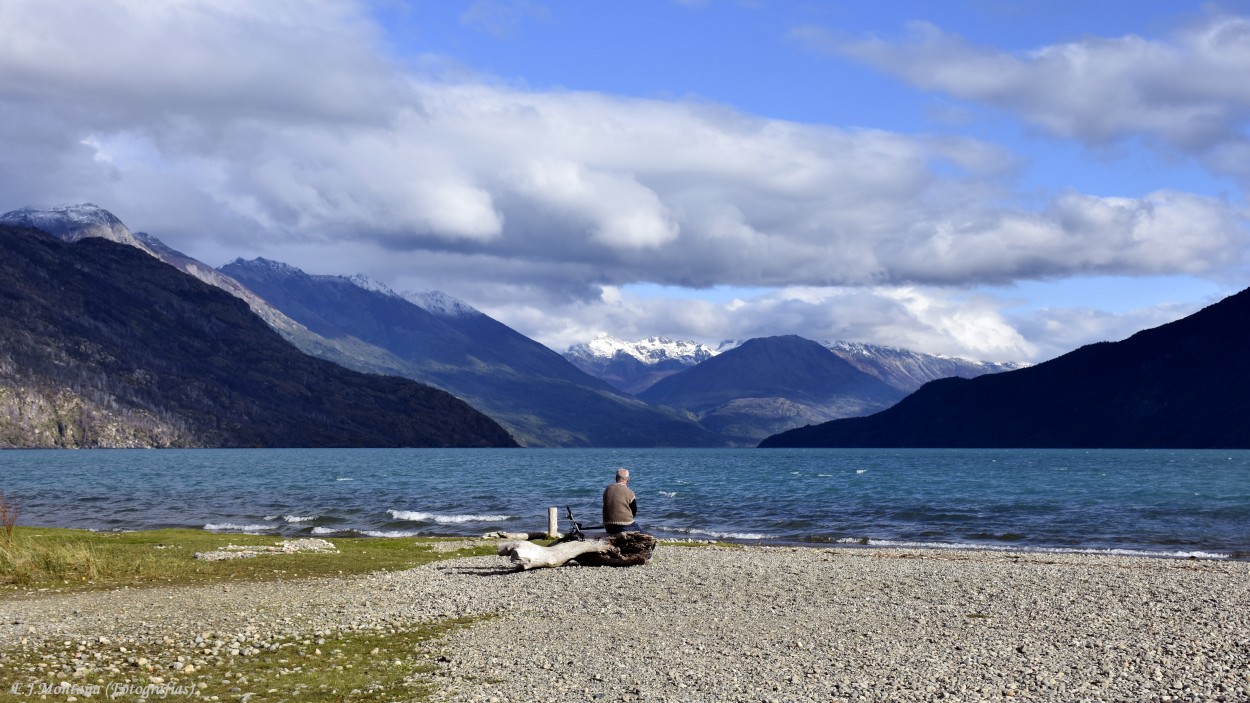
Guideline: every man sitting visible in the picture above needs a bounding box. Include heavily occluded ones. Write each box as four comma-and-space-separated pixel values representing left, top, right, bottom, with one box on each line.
602, 468, 639, 534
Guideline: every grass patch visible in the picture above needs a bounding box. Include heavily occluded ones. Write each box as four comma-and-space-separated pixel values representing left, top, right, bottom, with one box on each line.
0, 527, 496, 594
0, 528, 506, 702
0, 616, 484, 703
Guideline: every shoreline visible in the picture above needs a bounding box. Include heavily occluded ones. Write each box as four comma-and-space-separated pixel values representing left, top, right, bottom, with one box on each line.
3, 542, 1249, 702
21, 519, 1250, 562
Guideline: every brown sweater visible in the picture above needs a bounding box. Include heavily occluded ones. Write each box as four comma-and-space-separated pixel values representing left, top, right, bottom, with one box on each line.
602, 482, 637, 525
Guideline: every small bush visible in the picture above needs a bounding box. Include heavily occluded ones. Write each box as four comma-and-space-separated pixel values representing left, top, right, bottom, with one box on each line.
0, 492, 17, 544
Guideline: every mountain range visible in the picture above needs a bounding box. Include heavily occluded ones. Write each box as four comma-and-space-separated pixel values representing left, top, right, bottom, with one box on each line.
563, 333, 1029, 443
761, 285, 1250, 449
637, 335, 907, 443
564, 335, 1026, 396
2, 204, 723, 448
563, 336, 723, 395
219, 258, 722, 447
0, 203, 1093, 450
0, 222, 516, 448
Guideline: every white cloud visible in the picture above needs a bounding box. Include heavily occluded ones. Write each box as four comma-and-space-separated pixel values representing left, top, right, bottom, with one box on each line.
1010, 301, 1207, 361
1, 0, 1246, 363
800, 12, 1250, 182
471, 283, 1039, 362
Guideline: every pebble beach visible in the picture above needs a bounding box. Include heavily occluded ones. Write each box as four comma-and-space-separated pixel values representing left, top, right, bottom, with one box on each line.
2, 543, 1248, 702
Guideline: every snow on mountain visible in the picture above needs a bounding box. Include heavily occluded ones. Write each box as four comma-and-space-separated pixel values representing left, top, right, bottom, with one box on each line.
338, 273, 481, 317
347, 273, 399, 298
0, 203, 153, 254
565, 334, 1028, 396
568, 335, 719, 366
562, 336, 721, 395
402, 290, 481, 317
824, 340, 1029, 393
224, 257, 311, 279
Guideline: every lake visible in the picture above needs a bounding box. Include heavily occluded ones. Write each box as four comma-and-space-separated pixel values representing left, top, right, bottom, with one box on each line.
3, 447, 1248, 558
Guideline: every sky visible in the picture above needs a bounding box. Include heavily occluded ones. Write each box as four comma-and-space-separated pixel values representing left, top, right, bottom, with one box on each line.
3, 0, 1250, 362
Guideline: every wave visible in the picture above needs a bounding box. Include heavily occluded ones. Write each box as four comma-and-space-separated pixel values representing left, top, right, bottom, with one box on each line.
311, 527, 422, 538
834, 537, 1231, 560
388, 509, 512, 523
203, 523, 276, 533
667, 526, 771, 541
336, 478, 354, 482
658, 491, 678, 498
357, 529, 423, 538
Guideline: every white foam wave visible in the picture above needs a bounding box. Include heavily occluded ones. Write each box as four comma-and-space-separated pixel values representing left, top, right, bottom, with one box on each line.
670, 526, 771, 541
336, 478, 354, 481
356, 529, 423, 538
835, 538, 1231, 560
856, 469, 868, 474
283, 515, 317, 523
658, 491, 678, 498
388, 509, 511, 523
203, 523, 275, 533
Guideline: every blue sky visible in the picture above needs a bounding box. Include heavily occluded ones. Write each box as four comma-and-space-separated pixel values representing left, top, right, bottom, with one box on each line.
3, 0, 1249, 361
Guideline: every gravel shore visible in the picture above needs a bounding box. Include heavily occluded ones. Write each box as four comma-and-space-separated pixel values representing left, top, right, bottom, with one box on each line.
2, 544, 1248, 702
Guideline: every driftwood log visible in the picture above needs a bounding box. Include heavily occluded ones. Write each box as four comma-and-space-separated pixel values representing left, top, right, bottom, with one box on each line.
499, 533, 657, 570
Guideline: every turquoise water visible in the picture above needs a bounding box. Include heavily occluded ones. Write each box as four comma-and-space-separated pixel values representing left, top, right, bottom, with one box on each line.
2, 448, 1248, 558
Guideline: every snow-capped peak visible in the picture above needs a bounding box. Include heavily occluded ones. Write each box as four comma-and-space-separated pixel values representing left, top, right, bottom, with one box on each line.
403, 290, 481, 317
347, 273, 399, 298
570, 335, 719, 366
0, 203, 148, 251
224, 257, 308, 278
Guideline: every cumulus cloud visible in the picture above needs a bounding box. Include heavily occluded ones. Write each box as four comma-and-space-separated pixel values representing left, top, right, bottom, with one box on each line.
477, 283, 1040, 361
1, 0, 1245, 362
1010, 300, 1208, 361
798, 11, 1250, 181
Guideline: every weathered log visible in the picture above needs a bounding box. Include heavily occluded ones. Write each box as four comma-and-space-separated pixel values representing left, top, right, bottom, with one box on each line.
497, 532, 657, 570
498, 539, 614, 570
573, 532, 657, 567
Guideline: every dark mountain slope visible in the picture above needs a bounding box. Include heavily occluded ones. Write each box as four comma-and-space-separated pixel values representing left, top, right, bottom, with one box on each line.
221, 259, 725, 448
761, 287, 1250, 449
639, 336, 905, 443
0, 225, 517, 448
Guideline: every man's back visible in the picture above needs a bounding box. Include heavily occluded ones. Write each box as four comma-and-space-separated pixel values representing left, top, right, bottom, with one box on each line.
603, 481, 636, 526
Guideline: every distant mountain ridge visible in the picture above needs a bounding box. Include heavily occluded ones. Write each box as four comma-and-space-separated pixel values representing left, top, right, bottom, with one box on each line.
825, 341, 1029, 393
565, 334, 1027, 396
1, 204, 153, 251
3, 204, 721, 447
761, 287, 1250, 449
563, 336, 720, 395
0, 224, 516, 448
4, 203, 1036, 450
638, 335, 906, 444
220, 258, 725, 448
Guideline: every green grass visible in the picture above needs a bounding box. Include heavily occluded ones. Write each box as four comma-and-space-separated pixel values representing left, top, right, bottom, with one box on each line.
0, 527, 495, 594
0, 528, 504, 702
